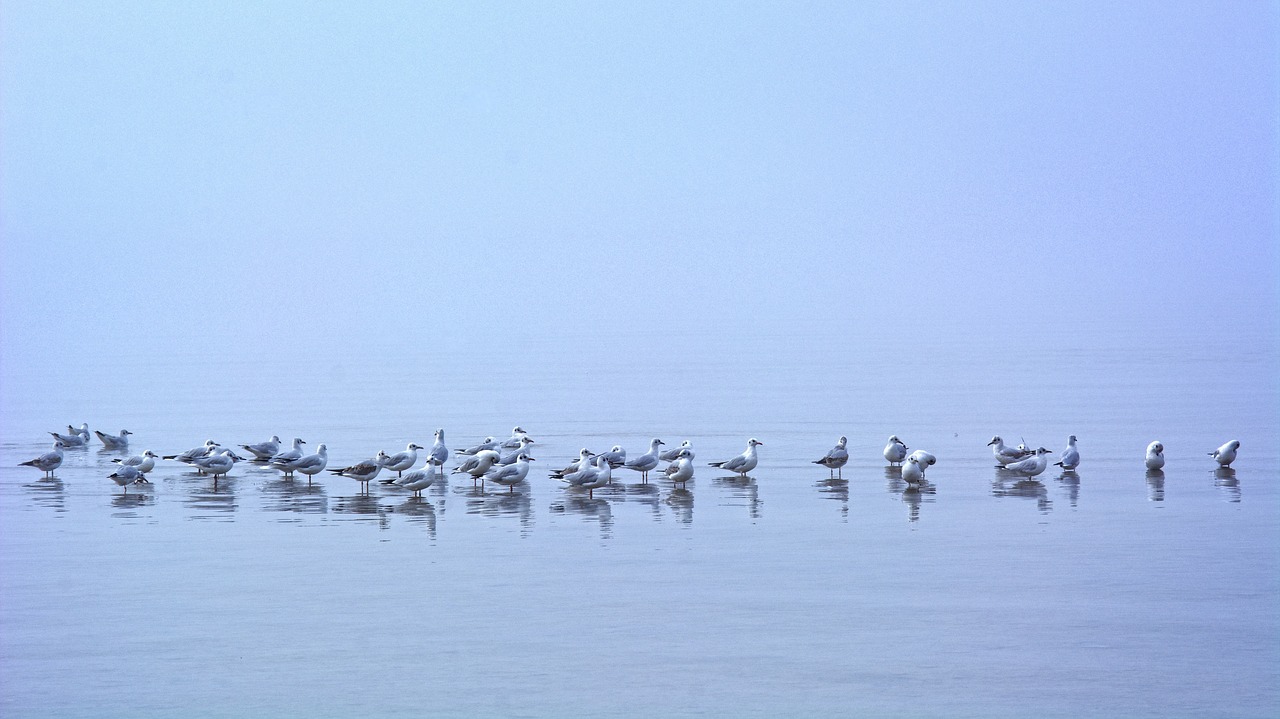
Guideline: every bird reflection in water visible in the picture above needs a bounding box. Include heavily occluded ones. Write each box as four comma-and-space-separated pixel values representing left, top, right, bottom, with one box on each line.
712, 475, 761, 520
389, 497, 439, 538
331, 493, 390, 529
549, 495, 614, 539
464, 485, 534, 533
816, 478, 849, 520
1214, 467, 1240, 503
886, 474, 935, 523
185, 477, 238, 521
618, 481, 663, 523
991, 472, 1052, 514
1055, 470, 1080, 508
24, 476, 66, 514
1146, 469, 1165, 503
111, 491, 156, 517
666, 488, 694, 524
261, 477, 328, 519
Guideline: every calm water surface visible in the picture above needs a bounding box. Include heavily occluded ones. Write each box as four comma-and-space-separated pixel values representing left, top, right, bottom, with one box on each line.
1, 328, 1276, 718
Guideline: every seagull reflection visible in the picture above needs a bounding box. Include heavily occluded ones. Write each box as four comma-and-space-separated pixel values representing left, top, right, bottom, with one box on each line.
1213, 467, 1240, 503
991, 474, 1052, 514
1145, 469, 1165, 502
666, 488, 694, 524
389, 497, 439, 538
549, 496, 614, 538
111, 491, 156, 516
185, 478, 238, 520
712, 475, 761, 520
816, 478, 849, 520
24, 477, 66, 514
465, 486, 534, 532
618, 481, 663, 522
331, 493, 387, 527
900, 480, 936, 523
261, 478, 328, 518
1055, 470, 1080, 508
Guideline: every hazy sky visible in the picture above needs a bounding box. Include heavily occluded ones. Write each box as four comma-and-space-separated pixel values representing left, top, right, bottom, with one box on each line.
2, 1, 1276, 371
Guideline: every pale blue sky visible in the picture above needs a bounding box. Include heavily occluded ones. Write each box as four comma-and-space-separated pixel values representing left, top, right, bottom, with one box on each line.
2, 1, 1276, 369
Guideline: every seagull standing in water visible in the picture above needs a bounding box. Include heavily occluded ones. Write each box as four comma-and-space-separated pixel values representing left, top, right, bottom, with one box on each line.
908, 450, 937, 476
883, 436, 908, 465
95, 429, 132, 449
51, 426, 87, 447
1054, 436, 1080, 470
1003, 447, 1053, 478
664, 449, 694, 489
987, 436, 1030, 467
710, 438, 763, 477
484, 454, 535, 493
1209, 440, 1240, 467
501, 427, 529, 449
660, 440, 693, 462
621, 439, 664, 482
288, 444, 329, 483
396, 458, 445, 496
1145, 441, 1165, 470
240, 435, 282, 461
813, 436, 849, 477
108, 464, 149, 493
428, 428, 450, 466
113, 450, 159, 473
456, 437, 499, 455
497, 436, 536, 465
384, 443, 424, 478
269, 438, 307, 476
330, 451, 391, 494
901, 456, 925, 484
21, 444, 64, 477
454, 449, 500, 487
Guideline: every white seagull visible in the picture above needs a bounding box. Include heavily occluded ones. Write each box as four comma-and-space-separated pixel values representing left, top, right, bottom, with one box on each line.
240, 435, 282, 461
500, 426, 529, 449
329, 451, 391, 494
557, 455, 610, 499
554, 448, 595, 476
108, 464, 149, 493
50, 426, 87, 447
987, 436, 1030, 467
621, 439, 664, 482
813, 436, 849, 477
664, 449, 694, 489
660, 440, 693, 462
456, 437, 499, 455
1145, 441, 1165, 470
396, 458, 445, 496
484, 454, 535, 493
428, 428, 450, 465
883, 436, 908, 465
287, 444, 330, 483
21, 444, 65, 477
1003, 447, 1053, 478
901, 456, 925, 484
710, 438, 763, 477
497, 436, 536, 465
598, 445, 626, 468
453, 449, 500, 486
1209, 440, 1240, 467
165, 440, 219, 463
1054, 436, 1080, 470
95, 429, 132, 449
908, 450, 937, 475
193, 449, 243, 479
113, 449, 159, 473
269, 438, 307, 476
384, 442, 425, 477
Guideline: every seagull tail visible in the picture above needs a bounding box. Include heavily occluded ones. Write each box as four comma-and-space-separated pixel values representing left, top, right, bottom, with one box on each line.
162, 455, 179, 460
19, 459, 36, 467
709, 461, 725, 468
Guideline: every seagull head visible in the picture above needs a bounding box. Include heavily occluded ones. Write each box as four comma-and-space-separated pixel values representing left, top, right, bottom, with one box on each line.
749, 438, 763, 447
987, 436, 1001, 446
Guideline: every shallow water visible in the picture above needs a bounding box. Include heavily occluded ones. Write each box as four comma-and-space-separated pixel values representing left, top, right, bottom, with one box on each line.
1, 327, 1276, 718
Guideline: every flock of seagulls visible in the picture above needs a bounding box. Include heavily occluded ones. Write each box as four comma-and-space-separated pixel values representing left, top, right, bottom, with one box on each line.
17, 423, 1245, 497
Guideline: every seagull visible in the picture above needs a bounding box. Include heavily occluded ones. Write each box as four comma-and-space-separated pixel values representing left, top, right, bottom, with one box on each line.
1145, 441, 1165, 470
710, 438, 763, 477
813, 436, 849, 477
165, 440, 219, 463
484, 453, 535, 493
21, 444, 64, 477
659, 440, 693, 462
456, 437, 499, 455
554, 448, 595, 477
882, 436, 908, 465
269, 438, 307, 476
428, 428, 450, 465
1209, 440, 1240, 467
384, 442, 424, 477
113, 449, 159, 473
907, 450, 937, 475
240, 435, 282, 461
453, 449, 500, 486
500, 426, 529, 449
396, 458, 445, 496
95, 429, 132, 449
557, 455, 610, 499
987, 436, 1030, 467
497, 436, 536, 465
901, 456, 925, 484
598, 445, 626, 468
1054, 436, 1080, 470
1003, 447, 1053, 478
287, 444, 329, 483
621, 439, 664, 482
72, 423, 91, 442
193, 449, 244, 479
329, 451, 390, 494
50, 426, 87, 447
664, 449, 694, 489
108, 464, 149, 493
